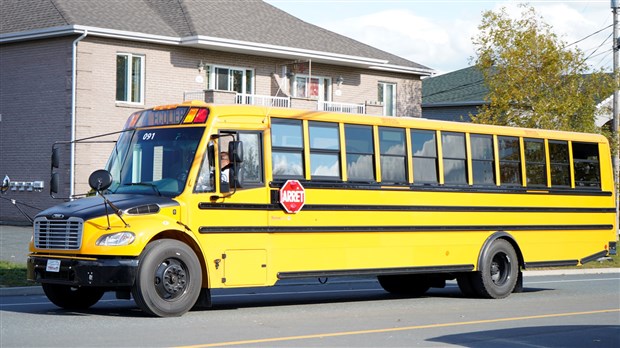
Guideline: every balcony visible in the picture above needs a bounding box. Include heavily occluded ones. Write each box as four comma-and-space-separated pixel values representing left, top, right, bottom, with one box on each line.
183, 90, 380, 115
318, 101, 365, 114
236, 94, 290, 108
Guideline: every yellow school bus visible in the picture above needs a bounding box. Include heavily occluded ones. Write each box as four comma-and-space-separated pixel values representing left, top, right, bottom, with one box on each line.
28, 101, 617, 317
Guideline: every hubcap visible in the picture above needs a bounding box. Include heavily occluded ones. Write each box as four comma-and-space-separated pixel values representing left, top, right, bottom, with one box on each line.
154, 258, 188, 300
490, 253, 511, 285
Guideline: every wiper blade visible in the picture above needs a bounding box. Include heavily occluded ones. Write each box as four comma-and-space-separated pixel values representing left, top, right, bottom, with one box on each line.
123, 182, 162, 196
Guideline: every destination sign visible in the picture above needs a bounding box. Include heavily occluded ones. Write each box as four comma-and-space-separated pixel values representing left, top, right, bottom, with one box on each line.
133, 107, 189, 128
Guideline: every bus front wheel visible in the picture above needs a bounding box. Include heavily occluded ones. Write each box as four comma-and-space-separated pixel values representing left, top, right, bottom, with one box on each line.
42, 283, 104, 310
471, 239, 519, 299
132, 239, 202, 317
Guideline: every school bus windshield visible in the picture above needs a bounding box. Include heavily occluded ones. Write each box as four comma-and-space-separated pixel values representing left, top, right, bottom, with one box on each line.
105, 127, 204, 197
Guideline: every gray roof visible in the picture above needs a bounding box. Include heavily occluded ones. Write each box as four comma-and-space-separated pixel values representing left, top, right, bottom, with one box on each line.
1, 0, 432, 74
422, 66, 488, 106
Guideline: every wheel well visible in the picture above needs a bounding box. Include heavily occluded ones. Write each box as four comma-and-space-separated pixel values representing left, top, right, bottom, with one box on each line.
150, 230, 209, 288
477, 231, 524, 270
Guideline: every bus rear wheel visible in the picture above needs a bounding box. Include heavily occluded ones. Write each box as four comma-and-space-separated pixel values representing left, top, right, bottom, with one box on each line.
132, 239, 202, 317
471, 239, 518, 299
377, 274, 431, 296
42, 283, 104, 310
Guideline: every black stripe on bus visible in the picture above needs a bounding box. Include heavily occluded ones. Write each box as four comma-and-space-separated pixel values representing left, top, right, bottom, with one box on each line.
524, 260, 579, 268
277, 264, 475, 280
198, 202, 616, 214
580, 250, 610, 265
198, 224, 613, 234
268, 181, 612, 197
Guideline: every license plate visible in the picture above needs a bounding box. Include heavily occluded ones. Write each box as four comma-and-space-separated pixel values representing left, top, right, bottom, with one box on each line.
46, 259, 61, 273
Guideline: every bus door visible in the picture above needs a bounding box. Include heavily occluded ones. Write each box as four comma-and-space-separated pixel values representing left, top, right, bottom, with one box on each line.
212, 130, 270, 286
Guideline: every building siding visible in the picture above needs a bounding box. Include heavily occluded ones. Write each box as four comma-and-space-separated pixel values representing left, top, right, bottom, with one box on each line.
0, 37, 74, 223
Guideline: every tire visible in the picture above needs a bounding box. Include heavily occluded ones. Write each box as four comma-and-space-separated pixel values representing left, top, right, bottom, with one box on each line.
471, 239, 519, 299
42, 283, 104, 310
132, 239, 202, 317
377, 274, 431, 296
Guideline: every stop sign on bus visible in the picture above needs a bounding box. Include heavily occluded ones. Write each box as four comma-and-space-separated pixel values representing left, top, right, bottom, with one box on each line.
279, 180, 305, 213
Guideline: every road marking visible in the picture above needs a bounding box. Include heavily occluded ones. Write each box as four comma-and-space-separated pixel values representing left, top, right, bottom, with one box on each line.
175, 309, 620, 348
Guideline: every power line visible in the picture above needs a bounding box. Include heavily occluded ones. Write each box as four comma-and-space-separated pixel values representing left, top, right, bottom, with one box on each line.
565, 24, 612, 48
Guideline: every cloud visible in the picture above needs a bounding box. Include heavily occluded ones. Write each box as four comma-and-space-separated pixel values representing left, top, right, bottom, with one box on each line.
321, 9, 479, 73
316, 2, 613, 74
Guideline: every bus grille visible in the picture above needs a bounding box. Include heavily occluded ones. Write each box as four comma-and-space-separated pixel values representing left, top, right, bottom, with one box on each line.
34, 217, 83, 250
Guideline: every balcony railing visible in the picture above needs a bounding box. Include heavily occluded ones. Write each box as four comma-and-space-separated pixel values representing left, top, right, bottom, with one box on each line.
183, 90, 208, 101
236, 94, 290, 108
319, 101, 365, 114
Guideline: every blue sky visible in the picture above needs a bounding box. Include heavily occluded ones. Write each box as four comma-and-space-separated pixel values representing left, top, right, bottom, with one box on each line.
266, 1, 615, 75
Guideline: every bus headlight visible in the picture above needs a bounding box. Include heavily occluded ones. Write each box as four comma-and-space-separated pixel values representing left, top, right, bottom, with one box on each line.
96, 232, 135, 246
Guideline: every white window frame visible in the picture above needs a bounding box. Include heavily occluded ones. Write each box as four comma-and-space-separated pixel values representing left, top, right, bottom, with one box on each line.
378, 82, 396, 116
116, 53, 145, 105
206, 64, 254, 94
292, 74, 332, 101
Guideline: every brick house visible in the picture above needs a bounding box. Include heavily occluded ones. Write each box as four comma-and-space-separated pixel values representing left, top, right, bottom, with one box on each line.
0, 0, 432, 223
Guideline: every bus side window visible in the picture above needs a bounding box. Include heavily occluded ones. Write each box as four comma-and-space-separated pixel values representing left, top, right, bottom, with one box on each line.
498, 136, 522, 186
344, 124, 375, 182
549, 140, 570, 187
309, 121, 341, 180
379, 127, 407, 184
572, 142, 601, 188
470, 134, 495, 185
524, 138, 547, 187
441, 132, 467, 185
411, 129, 438, 184
272, 119, 304, 178
238, 132, 264, 186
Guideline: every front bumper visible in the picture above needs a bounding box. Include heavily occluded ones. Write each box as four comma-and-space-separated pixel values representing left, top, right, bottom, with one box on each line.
27, 255, 138, 287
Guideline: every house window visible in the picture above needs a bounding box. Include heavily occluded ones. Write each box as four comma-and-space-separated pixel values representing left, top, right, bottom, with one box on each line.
292, 75, 331, 100
116, 53, 144, 103
378, 82, 396, 116
206, 65, 253, 94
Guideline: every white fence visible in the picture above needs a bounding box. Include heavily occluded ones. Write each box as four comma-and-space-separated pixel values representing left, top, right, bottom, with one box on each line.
319, 101, 365, 114
236, 94, 290, 108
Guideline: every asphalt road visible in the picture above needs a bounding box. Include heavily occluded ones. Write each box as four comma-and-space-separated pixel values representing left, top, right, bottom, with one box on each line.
1, 272, 619, 348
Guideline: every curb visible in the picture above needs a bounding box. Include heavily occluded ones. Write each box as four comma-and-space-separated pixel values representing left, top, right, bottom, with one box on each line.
1, 268, 618, 297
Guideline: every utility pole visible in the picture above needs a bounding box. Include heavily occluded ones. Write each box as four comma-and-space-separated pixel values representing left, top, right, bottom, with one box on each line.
613, 1, 620, 236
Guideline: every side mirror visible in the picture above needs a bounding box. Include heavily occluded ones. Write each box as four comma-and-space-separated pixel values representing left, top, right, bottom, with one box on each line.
51, 147, 60, 169
88, 169, 113, 192
228, 141, 243, 163
50, 173, 59, 195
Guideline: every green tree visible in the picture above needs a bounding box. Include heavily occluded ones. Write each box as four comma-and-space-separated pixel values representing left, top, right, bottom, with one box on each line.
471, 5, 615, 133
